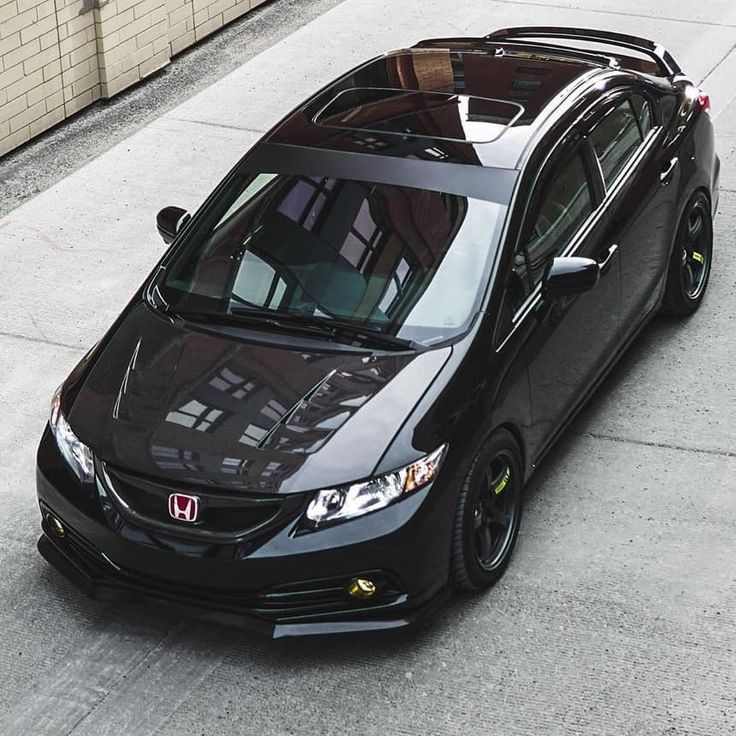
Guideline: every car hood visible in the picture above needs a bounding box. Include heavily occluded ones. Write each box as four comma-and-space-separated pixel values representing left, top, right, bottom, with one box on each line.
69, 303, 451, 494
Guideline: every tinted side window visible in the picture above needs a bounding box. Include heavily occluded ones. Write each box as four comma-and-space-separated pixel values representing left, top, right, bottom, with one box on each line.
513, 151, 593, 294
630, 94, 653, 136
589, 100, 642, 187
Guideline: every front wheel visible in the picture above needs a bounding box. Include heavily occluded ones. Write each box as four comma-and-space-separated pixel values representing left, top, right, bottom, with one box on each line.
450, 429, 524, 592
661, 191, 713, 317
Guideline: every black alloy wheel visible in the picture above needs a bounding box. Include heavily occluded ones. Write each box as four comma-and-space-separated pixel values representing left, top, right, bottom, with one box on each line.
451, 429, 524, 591
662, 191, 713, 316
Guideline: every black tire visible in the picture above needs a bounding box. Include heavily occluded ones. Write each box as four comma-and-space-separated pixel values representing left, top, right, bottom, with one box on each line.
450, 428, 524, 592
661, 191, 713, 317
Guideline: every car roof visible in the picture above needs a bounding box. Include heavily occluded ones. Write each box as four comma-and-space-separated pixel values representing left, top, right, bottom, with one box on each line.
264, 45, 605, 172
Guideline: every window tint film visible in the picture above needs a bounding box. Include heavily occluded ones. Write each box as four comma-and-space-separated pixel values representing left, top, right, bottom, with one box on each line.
515, 151, 593, 292
630, 94, 653, 136
589, 99, 643, 187
158, 173, 506, 345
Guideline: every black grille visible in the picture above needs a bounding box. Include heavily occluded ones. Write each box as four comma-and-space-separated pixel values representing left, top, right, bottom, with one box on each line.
98, 462, 304, 543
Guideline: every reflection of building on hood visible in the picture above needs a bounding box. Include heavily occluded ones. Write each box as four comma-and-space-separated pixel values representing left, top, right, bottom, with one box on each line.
69, 301, 451, 492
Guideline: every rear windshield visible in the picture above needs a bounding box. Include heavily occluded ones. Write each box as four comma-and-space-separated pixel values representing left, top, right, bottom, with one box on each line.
155, 172, 506, 345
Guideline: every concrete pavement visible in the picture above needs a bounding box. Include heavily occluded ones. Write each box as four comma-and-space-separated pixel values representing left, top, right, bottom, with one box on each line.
1, 1, 735, 733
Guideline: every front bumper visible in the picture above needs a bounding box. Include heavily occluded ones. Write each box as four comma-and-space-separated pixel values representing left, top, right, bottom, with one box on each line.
36, 429, 455, 638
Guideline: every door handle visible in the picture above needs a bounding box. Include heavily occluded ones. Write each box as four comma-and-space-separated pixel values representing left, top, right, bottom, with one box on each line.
598, 244, 619, 275
660, 156, 679, 184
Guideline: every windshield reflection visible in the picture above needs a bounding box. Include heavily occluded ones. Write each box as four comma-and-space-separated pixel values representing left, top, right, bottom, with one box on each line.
160, 173, 505, 344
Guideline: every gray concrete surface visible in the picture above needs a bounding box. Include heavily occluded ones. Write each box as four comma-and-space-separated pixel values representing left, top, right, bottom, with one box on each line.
0, 1, 735, 734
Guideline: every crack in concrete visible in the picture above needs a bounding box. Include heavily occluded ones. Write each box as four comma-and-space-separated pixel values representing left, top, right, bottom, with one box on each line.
574, 430, 736, 459
162, 116, 266, 135
0, 330, 83, 352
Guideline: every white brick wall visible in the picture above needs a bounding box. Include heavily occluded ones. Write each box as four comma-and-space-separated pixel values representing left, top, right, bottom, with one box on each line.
0, 0, 264, 156
0, 0, 65, 156
167, 0, 195, 56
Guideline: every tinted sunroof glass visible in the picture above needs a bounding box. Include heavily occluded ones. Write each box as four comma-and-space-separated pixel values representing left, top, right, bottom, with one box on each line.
314, 87, 524, 144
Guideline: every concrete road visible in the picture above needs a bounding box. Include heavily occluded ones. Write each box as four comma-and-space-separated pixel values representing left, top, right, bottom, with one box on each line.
1, 1, 735, 733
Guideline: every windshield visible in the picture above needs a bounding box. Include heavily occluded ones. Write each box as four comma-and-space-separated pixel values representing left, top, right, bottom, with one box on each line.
155, 172, 506, 345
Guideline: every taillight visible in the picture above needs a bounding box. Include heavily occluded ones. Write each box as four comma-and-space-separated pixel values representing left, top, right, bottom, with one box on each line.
698, 90, 711, 114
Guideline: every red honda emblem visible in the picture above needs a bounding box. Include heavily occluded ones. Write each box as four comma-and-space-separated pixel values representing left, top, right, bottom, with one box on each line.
168, 493, 199, 523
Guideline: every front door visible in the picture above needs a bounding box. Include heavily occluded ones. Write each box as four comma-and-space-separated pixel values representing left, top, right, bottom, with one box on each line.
499, 131, 621, 463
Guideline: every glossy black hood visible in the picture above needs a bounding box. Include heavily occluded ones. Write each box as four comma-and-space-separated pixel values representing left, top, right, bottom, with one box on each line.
68, 303, 451, 494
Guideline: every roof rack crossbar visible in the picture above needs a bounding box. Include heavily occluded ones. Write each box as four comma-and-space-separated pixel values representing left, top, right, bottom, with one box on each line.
485, 27, 681, 77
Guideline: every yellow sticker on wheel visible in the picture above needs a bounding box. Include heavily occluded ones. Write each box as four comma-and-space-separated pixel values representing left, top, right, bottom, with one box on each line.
692, 252, 704, 264
494, 467, 511, 495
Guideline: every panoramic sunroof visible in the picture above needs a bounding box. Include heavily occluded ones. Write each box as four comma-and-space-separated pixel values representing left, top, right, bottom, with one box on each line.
313, 87, 525, 145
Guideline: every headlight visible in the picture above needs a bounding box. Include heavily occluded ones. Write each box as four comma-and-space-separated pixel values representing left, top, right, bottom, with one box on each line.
50, 385, 94, 482
305, 444, 447, 527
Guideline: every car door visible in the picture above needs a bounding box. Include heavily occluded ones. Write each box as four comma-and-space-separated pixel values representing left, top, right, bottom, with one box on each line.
584, 90, 679, 329
496, 130, 621, 463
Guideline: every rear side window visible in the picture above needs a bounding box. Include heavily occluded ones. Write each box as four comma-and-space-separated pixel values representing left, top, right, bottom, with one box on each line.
589, 99, 643, 187
515, 151, 593, 291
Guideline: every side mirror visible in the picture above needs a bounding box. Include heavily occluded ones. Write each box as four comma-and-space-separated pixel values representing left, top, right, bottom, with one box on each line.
156, 206, 190, 245
542, 256, 600, 302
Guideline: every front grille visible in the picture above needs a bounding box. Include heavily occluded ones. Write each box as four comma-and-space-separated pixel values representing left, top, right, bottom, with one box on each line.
98, 461, 305, 543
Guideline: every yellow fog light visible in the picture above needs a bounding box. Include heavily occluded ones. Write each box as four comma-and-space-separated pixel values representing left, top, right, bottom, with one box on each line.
48, 515, 66, 538
347, 577, 376, 599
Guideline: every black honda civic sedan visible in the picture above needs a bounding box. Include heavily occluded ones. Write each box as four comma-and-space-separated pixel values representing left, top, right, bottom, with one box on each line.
37, 27, 718, 637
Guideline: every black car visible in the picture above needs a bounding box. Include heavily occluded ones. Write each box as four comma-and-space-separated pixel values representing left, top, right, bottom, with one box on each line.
37, 27, 718, 637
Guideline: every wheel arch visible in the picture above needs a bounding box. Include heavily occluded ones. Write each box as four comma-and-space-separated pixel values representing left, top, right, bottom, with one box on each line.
668, 185, 713, 261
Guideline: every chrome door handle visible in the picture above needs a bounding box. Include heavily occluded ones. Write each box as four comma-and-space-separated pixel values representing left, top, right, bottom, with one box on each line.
598, 244, 618, 275
660, 156, 679, 184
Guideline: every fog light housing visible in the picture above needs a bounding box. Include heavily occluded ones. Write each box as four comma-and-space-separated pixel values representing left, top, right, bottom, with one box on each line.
47, 514, 66, 538
347, 577, 376, 599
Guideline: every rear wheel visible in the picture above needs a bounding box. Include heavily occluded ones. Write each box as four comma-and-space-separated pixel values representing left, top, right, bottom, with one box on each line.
662, 191, 713, 316
450, 429, 524, 592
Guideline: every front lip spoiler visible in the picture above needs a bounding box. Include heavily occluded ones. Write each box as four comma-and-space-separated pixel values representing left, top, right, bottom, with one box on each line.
37, 532, 450, 639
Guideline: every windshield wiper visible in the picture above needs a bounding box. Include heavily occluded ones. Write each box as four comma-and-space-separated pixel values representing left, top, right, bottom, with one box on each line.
168, 306, 423, 351
229, 306, 424, 352
167, 308, 332, 339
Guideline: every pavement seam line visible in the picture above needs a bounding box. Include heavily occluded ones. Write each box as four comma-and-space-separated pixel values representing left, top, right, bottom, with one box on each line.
486, 0, 736, 28
573, 431, 736, 459
148, 639, 230, 736
64, 622, 186, 736
698, 40, 736, 86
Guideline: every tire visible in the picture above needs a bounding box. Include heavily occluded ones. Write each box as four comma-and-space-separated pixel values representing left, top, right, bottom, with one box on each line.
661, 191, 713, 317
450, 428, 524, 592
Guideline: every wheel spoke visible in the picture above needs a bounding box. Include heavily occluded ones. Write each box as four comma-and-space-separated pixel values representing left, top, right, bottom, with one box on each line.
683, 262, 696, 294
486, 502, 510, 529
476, 524, 493, 562
688, 211, 703, 241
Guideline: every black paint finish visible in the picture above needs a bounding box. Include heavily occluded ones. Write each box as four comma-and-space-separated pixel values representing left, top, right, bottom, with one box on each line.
36, 28, 719, 637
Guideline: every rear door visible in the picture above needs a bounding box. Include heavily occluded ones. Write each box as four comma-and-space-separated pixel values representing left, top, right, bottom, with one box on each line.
583, 89, 678, 329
